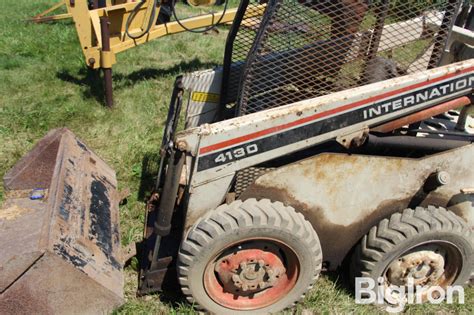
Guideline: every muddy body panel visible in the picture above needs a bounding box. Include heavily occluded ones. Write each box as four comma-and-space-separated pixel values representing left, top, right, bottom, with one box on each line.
0, 128, 123, 314
239, 144, 474, 269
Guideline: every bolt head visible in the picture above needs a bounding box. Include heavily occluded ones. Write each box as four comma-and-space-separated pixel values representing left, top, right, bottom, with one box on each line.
437, 171, 450, 185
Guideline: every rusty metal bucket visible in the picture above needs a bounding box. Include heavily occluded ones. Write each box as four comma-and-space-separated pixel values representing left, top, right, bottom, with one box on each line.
0, 128, 123, 314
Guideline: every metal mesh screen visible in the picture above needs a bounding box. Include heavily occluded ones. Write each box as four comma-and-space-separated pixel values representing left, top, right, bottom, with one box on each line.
234, 167, 276, 196
230, 2, 265, 62
230, 0, 460, 116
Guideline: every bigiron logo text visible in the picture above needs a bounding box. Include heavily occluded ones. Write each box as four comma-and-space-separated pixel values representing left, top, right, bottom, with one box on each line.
363, 75, 473, 120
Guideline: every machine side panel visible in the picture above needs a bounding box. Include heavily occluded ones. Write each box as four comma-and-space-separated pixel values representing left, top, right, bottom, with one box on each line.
239, 145, 474, 268
178, 60, 474, 185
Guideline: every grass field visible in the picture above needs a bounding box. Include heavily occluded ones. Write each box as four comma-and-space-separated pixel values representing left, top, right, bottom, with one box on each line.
0, 1, 473, 314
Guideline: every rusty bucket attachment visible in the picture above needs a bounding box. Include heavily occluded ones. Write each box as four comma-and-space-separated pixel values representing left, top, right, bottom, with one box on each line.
0, 128, 123, 314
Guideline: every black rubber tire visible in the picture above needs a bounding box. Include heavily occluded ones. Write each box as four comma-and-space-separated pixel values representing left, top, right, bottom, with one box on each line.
177, 198, 322, 314
351, 206, 474, 289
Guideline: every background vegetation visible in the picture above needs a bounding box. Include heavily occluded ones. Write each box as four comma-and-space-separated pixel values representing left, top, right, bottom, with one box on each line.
0, 1, 472, 313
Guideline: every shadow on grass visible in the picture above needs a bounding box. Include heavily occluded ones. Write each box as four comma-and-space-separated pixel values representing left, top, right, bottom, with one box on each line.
325, 270, 355, 297
138, 151, 161, 202
113, 58, 217, 88
158, 288, 189, 310
56, 58, 217, 104
56, 67, 105, 104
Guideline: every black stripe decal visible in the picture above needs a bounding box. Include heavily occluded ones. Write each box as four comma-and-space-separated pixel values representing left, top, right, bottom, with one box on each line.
197, 74, 473, 171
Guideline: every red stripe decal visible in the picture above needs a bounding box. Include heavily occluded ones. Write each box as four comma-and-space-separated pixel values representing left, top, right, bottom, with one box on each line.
200, 66, 474, 155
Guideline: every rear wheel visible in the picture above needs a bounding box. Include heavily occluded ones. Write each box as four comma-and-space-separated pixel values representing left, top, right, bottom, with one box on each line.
351, 206, 474, 303
177, 198, 322, 313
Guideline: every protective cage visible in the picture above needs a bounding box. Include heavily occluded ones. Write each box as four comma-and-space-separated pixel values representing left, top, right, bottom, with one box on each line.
222, 0, 462, 116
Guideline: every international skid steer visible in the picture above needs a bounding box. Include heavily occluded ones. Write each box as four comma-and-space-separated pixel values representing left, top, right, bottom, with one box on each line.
1, 0, 474, 314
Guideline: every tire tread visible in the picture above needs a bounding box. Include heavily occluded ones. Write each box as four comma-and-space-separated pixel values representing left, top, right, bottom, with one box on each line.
177, 198, 322, 312
352, 206, 473, 286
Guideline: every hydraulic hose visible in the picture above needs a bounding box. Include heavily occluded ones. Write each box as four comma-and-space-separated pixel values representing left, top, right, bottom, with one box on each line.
171, 0, 229, 33
125, 0, 159, 40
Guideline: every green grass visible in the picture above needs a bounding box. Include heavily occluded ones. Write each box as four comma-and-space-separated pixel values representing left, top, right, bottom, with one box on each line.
0, 1, 472, 314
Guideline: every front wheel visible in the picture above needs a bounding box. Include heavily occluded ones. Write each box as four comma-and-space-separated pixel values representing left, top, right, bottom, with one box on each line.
177, 198, 322, 313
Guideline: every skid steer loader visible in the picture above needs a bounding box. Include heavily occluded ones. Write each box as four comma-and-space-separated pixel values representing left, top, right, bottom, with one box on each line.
137, 0, 474, 312
1, 0, 474, 314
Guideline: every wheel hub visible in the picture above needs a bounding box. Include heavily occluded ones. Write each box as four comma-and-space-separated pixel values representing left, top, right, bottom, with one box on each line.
204, 240, 299, 310
229, 259, 284, 291
386, 249, 446, 287
214, 245, 287, 294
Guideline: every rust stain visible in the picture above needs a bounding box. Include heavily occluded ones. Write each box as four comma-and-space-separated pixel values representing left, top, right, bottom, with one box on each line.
0, 205, 33, 221
0, 282, 52, 315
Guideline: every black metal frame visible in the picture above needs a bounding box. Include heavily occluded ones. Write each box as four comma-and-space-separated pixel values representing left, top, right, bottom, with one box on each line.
138, 77, 186, 294
218, 0, 251, 119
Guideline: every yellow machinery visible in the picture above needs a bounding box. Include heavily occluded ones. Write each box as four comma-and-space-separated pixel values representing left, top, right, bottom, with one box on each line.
29, 1, 72, 23
32, 0, 264, 107
29, 1, 130, 23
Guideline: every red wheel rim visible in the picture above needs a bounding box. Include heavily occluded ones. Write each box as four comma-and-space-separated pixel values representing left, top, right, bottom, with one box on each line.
203, 239, 299, 310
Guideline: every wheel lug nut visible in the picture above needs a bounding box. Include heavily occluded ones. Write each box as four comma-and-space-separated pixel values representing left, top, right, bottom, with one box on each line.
258, 260, 265, 267
242, 284, 249, 291
259, 281, 266, 289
